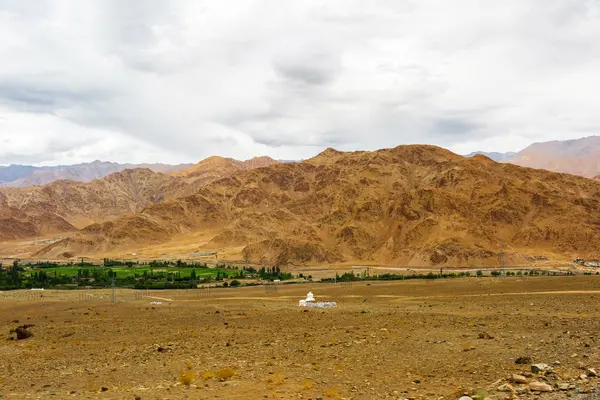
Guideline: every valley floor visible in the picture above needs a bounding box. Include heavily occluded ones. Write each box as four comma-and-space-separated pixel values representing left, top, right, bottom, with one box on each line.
1, 277, 599, 399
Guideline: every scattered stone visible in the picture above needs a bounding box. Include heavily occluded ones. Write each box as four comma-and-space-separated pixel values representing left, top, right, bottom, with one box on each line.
497, 383, 515, 393
511, 374, 528, 384
528, 382, 553, 392
515, 356, 533, 364
9, 324, 34, 340
579, 374, 588, 380
100, 387, 108, 392
458, 397, 473, 400
531, 363, 551, 374
552, 361, 561, 366
478, 332, 494, 340
558, 383, 570, 391
585, 368, 597, 377
576, 362, 586, 370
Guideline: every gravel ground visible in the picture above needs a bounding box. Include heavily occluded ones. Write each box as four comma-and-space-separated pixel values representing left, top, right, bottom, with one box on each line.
0, 276, 599, 399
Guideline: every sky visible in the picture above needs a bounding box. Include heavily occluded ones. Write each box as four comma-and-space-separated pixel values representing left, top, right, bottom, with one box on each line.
1, 0, 599, 166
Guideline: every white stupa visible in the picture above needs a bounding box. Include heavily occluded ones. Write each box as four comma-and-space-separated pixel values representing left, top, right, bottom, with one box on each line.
299, 292, 315, 306
298, 291, 336, 308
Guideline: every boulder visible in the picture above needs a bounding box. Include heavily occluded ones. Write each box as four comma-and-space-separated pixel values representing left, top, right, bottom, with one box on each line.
528, 381, 553, 392
531, 363, 551, 374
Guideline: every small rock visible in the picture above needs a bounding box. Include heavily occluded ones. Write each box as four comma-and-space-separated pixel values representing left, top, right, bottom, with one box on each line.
458, 397, 473, 400
515, 356, 533, 364
100, 387, 108, 392
531, 363, 551, 374
558, 383, 570, 391
576, 362, 586, 370
497, 383, 515, 392
579, 374, 588, 380
478, 332, 494, 340
552, 361, 561, 366
528, 382, 553, 392
511, 374, 528, 384
586, 368, 597, 377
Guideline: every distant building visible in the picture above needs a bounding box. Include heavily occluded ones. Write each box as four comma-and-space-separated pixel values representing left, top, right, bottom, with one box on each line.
585, 261, 600, 268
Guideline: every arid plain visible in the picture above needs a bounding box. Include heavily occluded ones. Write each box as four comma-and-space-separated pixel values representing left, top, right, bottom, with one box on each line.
2, 276, 600, 399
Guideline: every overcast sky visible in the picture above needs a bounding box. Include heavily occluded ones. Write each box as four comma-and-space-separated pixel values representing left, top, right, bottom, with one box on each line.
1, 0, 599, 166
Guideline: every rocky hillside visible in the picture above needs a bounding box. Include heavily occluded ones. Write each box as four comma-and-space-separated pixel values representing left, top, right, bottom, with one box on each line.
172, 156, 278, 181
0, 198, 77, 241
508, 136, 600, 178
0, 156, 277, 240
37, 145, 600, 266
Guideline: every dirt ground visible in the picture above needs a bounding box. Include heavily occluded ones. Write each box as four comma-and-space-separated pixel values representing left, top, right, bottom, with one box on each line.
1, 277, 600, 399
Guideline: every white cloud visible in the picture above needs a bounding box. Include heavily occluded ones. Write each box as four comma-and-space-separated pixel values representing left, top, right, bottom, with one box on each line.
0, 0, 599, 165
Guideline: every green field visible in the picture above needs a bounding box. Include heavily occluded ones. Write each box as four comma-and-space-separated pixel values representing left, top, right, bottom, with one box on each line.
22, 266, 240, 279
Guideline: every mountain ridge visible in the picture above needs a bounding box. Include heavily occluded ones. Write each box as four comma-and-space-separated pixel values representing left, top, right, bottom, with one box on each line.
36, 145, 600, 266
0, 161, 194, 188
0, 156, 278, 241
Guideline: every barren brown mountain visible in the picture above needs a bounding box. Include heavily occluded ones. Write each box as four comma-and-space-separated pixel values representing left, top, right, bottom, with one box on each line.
0, 156, 277, 240
508, 136, 600, 178
171, 156, 279, 191
38, 145, 600, 266
0, 197, 77, 241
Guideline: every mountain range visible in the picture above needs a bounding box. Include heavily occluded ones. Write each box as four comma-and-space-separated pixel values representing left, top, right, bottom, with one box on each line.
28, 146, 600, 266
0, 157, 278, 241
2, 136, 600, 266
0, 161, 193, 188
465, 136, 600, 178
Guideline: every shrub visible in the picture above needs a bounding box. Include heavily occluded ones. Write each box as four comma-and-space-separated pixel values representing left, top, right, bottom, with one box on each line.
217, 368, 236, 381
179, 370, 195, 386
230, 280, 241, 287
201, 370, 217, 380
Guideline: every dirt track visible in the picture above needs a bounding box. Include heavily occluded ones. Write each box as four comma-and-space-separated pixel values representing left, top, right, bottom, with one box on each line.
1, 276, 600, 399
